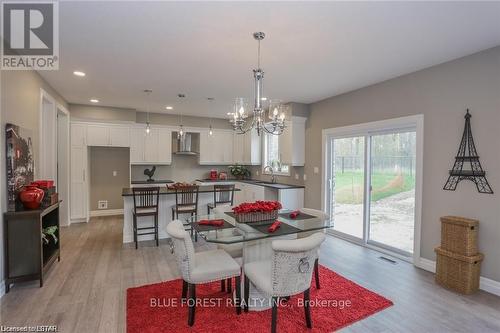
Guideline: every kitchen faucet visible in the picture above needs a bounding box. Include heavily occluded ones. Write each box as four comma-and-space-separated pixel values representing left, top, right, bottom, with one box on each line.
263, 165, 276, 183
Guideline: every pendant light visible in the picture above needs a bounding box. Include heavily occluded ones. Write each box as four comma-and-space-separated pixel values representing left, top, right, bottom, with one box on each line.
207, 97, 215, 136
144, 89, 153, 134
177, 94, 186, 139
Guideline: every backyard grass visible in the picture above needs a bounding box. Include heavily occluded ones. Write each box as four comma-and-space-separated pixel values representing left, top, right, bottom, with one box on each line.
334, 171, 415, 204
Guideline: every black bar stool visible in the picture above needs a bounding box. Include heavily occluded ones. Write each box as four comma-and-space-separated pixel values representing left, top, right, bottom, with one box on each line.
132, 187, 160, 249
207, 184, 235, 214
171, 185, 199, 220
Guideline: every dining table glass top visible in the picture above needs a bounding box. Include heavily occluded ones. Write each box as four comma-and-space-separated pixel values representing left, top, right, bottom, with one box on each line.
184, 210, 333, 244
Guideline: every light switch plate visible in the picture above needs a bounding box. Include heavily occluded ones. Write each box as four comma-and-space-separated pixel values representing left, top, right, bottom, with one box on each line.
303, 174, 307, 181
295, 173, 299, 180
256, 170, 259, 176
314, 167, 319, 174
113, 171, 117, 177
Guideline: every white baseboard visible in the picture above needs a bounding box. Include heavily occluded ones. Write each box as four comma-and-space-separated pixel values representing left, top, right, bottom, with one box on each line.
90, 209, 124, 217
415, 257, 500, 296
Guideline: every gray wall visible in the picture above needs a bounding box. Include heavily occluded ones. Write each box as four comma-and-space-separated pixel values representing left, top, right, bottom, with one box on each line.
70, 104, 136, 122
89, 147, 130, 210
306, 46, 500, 282
1, 69, 68, 295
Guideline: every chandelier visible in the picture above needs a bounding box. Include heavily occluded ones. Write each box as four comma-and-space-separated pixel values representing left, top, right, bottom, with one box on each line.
230, 32, 286, 136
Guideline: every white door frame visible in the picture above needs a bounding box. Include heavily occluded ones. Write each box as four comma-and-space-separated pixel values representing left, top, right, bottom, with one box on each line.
322, 114, 424, 264
56, 104, 70, 226
39, 88, 57, 179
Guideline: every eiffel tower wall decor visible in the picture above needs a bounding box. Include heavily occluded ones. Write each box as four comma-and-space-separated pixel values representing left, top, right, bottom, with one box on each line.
443, 109, 493, 194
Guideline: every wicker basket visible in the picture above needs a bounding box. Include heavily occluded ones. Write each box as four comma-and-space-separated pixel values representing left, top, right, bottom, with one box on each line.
435, 246, 483, 294
234, 210, 278, 223
440, 216, 478, 256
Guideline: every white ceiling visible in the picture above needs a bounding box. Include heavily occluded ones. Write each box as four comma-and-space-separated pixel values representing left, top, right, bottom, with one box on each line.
39, 1, 500, 118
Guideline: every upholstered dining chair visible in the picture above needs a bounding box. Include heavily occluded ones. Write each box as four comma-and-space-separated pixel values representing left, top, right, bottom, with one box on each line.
213, 205, 243, 293
298, 208, 329, 289
243, 232, 326, 333
166, 220, 242, 327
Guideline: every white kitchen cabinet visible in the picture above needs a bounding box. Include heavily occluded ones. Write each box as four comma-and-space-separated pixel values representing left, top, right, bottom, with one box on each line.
87, 124, 131, 147
130, 126, 172, 165
109, 126, 130, 147
86, 124, 109, 146
279, 116, 306, 166
232, 131, 261, 165
158, 128, 172, 164
71, 123, 87, 147
70, 145, 88, 222
199, 129, 234, 165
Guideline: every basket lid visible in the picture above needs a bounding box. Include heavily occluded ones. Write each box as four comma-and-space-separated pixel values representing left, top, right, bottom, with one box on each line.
434, 246, 484, 263
440, 216, 479, 227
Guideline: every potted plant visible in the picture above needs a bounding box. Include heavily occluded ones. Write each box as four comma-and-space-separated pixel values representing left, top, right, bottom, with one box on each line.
228, 164, 251, 180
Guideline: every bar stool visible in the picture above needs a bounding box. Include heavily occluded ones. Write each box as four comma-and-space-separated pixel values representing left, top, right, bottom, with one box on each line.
171, 184, 199, 219
207, 184, 235, 214
132, 187, 160, 249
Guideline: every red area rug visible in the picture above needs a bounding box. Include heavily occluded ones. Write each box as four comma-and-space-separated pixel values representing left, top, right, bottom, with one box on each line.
127, 266, 393, 332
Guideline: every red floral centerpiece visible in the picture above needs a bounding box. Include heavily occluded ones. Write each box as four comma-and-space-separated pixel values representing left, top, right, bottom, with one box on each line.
232, 200, 282, 223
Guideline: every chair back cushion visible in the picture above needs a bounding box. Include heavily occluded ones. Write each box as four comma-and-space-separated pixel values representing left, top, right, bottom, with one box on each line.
271, 233, 325, 296
166, 220, 196, 281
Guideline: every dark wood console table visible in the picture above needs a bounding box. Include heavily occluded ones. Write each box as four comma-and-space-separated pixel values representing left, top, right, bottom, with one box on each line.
3, 202, 61, 293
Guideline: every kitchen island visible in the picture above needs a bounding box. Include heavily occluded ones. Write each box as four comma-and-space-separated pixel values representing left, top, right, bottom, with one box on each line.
121, 185, 240, 243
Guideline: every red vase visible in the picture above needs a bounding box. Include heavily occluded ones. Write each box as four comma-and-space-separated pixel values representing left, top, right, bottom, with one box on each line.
19, 185, 45, 209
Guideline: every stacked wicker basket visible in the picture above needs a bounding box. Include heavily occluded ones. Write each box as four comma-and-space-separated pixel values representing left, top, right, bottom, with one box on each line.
435, 216, 484, 294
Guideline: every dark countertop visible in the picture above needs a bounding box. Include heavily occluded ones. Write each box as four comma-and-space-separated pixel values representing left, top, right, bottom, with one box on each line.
131, 180, 174, 184
122, 185, 240, 197
196, 178, 305, 190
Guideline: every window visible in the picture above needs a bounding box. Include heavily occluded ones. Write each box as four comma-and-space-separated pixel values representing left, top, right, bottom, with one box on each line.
263, 133, 289, 175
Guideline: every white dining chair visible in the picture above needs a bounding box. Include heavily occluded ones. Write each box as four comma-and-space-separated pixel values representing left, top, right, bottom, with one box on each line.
298, 208, 329, 289
167, 220, 242, 326
243, 232, 326, 333
213, 205, 243, 293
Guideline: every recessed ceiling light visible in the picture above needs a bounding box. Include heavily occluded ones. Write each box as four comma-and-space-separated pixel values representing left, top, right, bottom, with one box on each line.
261, 97, 267, 101
165, 106, 173, 110
73, 71, 86, 77
90, 99, 99, 103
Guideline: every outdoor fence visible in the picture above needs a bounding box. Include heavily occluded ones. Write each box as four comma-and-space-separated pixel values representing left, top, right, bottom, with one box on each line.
334, 155, 415, 176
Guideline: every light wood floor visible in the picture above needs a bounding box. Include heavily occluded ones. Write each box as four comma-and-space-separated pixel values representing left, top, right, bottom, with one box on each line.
1, 216, 499, 332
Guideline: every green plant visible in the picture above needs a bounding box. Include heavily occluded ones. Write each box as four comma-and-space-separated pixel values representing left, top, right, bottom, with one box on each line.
228, 164, 251, 179
42, 226, 58, 244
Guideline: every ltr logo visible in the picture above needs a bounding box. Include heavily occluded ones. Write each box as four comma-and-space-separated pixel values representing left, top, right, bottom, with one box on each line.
1, 1, 59, 70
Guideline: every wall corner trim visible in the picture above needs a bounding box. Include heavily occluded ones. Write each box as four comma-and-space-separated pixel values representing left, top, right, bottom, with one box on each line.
415, 257, 500, 296
0, 280, 5, 298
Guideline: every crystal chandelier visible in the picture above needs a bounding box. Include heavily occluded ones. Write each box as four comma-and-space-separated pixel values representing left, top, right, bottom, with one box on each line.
230, 32, 286, 136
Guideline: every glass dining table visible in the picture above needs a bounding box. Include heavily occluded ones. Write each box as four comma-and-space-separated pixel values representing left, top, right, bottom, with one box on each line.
184, 209, 333, 311
184, 210, 333, 244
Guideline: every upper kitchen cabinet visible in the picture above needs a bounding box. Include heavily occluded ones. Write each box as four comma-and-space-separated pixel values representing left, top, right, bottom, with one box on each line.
130, 126, 172, 165
86, 123, 130, 147
279, 116, 306, 166
233, 131, 261, 165
199, 129, 234, 165
71, 123, 87, 147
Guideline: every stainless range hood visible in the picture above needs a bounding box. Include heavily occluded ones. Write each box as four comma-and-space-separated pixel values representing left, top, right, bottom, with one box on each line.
174, 133, 198, 155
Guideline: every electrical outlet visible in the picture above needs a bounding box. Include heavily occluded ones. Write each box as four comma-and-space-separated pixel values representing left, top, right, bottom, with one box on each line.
98, 200, 108, 209
113, 170, 117, 177
295, 173, 299, 180
303, 174, 307, 181
256, 170, 259, 176
314, 167, 319, 174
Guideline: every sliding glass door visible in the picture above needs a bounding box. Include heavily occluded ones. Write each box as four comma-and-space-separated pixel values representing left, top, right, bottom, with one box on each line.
330, 136, 365, 239
326, 123, 419, 258
368, 131, 416, 255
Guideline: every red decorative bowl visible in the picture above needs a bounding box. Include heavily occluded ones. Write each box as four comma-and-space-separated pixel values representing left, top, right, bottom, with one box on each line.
19, 185, 45, 209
